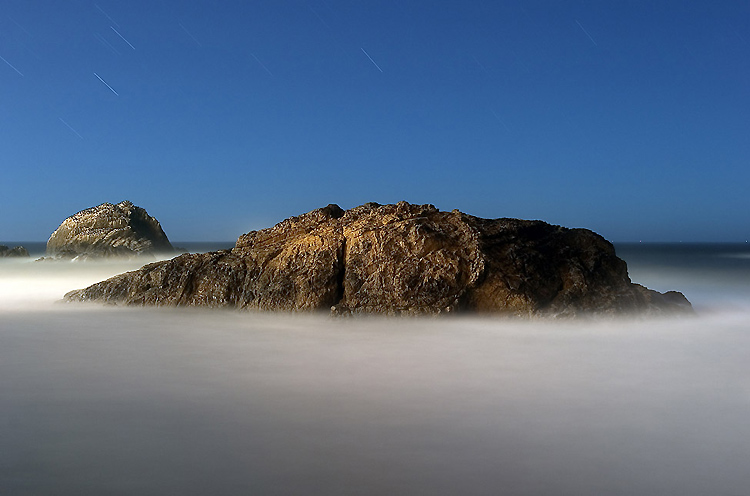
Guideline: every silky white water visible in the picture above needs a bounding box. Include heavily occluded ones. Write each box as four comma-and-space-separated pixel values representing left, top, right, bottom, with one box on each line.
1, 245, 749, 495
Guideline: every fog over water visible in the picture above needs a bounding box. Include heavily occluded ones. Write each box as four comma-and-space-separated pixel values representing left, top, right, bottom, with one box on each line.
2, 244, 750, 495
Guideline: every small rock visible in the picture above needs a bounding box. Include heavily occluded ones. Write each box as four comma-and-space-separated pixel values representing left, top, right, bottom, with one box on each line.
47, 201, 173, 259
0, 245, 30, 257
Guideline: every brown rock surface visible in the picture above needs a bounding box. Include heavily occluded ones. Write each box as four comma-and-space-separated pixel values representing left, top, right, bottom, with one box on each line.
65, 202, 692, 317
47, 201, 173, 259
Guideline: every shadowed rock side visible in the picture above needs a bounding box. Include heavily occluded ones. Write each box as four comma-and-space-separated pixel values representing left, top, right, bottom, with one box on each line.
47, 201, 173, 259
65, 202, 692, 317
0, 245, 29, 257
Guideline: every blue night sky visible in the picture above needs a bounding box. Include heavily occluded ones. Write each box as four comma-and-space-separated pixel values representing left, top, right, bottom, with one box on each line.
1, 1, 749, 242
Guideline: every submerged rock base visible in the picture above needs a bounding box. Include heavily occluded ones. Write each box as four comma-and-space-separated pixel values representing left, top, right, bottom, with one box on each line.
65, 202, 692, 317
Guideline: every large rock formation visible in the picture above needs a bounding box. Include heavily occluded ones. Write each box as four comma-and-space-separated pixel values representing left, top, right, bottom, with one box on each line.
0, 245, 29, 257
47, 201, 173, 259
65, 202, 692, 317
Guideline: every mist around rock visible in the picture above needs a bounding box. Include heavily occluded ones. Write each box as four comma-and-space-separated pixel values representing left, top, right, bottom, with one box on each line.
2, 240, 748, 494
2, 304, 748, 496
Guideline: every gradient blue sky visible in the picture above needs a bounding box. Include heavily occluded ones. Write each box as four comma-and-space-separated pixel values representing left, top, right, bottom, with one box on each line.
2, 1, 748, 242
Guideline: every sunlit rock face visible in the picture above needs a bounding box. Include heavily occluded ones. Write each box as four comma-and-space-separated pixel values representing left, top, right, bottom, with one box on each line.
0, 245, 29, 257
47, 201, 173, 259
65, 202, 692, 317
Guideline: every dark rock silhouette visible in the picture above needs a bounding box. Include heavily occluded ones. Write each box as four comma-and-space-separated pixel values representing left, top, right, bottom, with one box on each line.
0, 245, 29, 257
65, 202, 692, 317
47, 201, 173, 259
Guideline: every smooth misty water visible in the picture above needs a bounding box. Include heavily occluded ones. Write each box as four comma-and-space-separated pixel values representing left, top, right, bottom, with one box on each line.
1, 243, 749, 495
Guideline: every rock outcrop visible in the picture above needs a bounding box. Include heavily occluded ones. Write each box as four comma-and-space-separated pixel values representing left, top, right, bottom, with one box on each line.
65, 202, 692, 317
47, 201, 173, 259
0, 245, 29, 257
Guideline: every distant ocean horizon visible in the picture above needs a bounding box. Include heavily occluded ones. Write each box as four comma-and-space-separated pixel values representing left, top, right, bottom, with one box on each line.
2, 240, 750, 495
